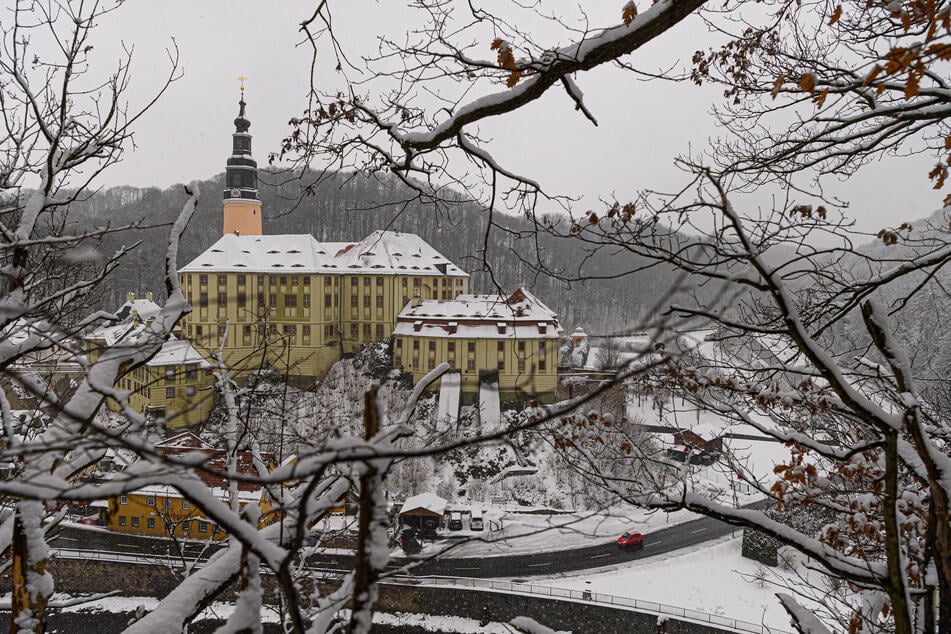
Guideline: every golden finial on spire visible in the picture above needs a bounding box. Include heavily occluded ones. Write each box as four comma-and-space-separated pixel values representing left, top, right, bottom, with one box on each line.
237, 75, 247, 92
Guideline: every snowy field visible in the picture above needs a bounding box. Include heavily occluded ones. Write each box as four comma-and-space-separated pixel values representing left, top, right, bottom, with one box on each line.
539, 537, 796, 632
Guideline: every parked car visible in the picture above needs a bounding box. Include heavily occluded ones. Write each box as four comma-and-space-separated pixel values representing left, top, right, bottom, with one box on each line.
617, 530, 644, 550
448, 512, 464, 531
470, 509, 484, 531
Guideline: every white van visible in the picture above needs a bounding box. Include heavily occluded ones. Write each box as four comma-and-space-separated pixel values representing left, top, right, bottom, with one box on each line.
470, 508, 484, 531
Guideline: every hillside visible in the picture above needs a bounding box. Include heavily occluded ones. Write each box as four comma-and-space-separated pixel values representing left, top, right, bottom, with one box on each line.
74, 171, 681, 334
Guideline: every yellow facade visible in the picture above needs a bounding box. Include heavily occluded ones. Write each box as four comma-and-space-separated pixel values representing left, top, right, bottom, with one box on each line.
178, 271, 468, 380
119, 362, 216, 429
393, 333, 559, 403
107, 488, 276, 539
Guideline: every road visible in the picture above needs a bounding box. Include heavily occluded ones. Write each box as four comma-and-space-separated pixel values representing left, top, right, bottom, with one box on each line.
53, 502, 765, 579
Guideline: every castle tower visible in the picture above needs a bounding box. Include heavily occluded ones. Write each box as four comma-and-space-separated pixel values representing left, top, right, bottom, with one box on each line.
222, 87, 262, 236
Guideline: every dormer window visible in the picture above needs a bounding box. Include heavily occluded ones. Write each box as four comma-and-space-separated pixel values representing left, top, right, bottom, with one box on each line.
497, 323, 507, 334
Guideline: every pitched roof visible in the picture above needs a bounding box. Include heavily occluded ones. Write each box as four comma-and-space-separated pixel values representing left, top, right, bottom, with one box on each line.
400, 492, 448, 516
179, 230, 467, 277
145, 337, 212, 368
393, 287, 562, 339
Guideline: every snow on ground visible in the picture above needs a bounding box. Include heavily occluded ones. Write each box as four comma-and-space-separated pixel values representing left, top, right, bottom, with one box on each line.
412, 507, 700, 558
539, 537, 794, 632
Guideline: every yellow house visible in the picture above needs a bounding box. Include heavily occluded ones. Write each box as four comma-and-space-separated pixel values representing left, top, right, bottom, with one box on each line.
177, 231, 469, 380
392, 287, 563, 403
86, 294, 217, 429
106, 432, 280, 538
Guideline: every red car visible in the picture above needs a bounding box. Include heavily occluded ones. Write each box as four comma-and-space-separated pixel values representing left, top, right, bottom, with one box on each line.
617, 531, 644, 550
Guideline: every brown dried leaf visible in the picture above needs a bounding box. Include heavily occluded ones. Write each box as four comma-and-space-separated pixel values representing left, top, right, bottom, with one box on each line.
770, 75, 785, 99
799, 73, 816, 94
905, 72, 920, 98
622, 2, 638, 24
829, 4, 843, 24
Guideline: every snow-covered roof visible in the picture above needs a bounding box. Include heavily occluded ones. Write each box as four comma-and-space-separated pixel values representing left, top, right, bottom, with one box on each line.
179, 230, 467, 277
393, 287, 562, 339
145, 337, 212, 368
115, 298, 161, 323
400, 492, 448, 516
155, 431, 214, 450
86, 295, 163, 346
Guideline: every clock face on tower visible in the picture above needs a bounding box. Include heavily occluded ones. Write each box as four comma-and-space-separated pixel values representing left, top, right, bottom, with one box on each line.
231, 188, 240, 198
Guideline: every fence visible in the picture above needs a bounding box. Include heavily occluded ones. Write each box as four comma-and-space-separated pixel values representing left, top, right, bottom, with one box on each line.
399, 576, 793, 634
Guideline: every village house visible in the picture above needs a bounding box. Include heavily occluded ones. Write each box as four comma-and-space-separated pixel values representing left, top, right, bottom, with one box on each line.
106, 431, 282, 538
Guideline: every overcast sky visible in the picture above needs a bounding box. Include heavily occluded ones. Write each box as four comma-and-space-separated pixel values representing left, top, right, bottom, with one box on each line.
77, 1, 941, 233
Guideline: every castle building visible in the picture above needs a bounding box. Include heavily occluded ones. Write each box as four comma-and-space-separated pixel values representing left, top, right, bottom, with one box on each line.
392, 288, 562, 403
178, 93, 469, 380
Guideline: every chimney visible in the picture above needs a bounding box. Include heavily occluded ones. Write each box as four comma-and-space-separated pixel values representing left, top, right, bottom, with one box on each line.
127, 291, 135, 303
145, 291, 153, 302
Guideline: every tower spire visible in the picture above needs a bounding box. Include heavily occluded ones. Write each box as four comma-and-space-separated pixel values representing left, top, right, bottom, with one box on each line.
222, 80, 262, 236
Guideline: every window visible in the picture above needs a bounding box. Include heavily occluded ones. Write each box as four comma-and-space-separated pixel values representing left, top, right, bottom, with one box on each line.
518, 341, 526, 351
518, 359, 526, 372
217, 292, 227, 307
147, 518, 156, 529
196, 325, 203, 337
376, 277, 384, 286
199, 521, 208, 532
118, 516, 126, 526
402, 278, 408, 287
243, 325, 251, 337
303, 294, 311, 307
498, 341, 505, 351
350, 323, 358, 336
413, 340, 420, 350
364, 277, 371, 286
120, 495, 128, 505
218, 325, 226, 337
283, 325, 297, 336
270, 276, 276, 285
376, 295, 384, 308
468, 342, 476, 353
376, 324, 384, 339
413, 278, 421, 288
258, 293, 266, 307
351, 295, 358, 307
183, 500, 189, 510
363, 295, 371, 307
291, 276, 298, 286
258, 275, 265, 286
303, 325, 311, 337
285, 294, 297, 307
182, 521, 190, 532
217, 275, 227, 286
325, 294, 332, 308
165, 498, 172, 509
323, 324, 333, 338
363, 324, 371, 337
539, 360, 547, 371
186, 365, 198, 379
324, 276, 331, 286
498, 359, 505, 370
237, 292, 246, 308
396, 338, 402, 348
467, 359, 475, 371
395, 356, 402, 366
351, 277, 358, 286
146, 496, 155, 507
428, 359, 435, 369
429, 341, 436, 351
132, 517, 139, 527
199, 275, 208, 285
269, 294, 277, 307
165, 368, 175, 381
447, 342, 455, 352
186, 385, 196, 397
280, 276, 287, 285
237, 275, 246, 285
199, 293, 208, 307
166, 387, 175, 399
305, 276, 312, 286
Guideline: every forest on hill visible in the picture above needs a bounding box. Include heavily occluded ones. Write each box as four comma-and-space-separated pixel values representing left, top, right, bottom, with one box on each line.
74, 170, 683, 334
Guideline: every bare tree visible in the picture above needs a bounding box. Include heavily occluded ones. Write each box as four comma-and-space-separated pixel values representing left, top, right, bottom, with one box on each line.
285, 1, 951, 632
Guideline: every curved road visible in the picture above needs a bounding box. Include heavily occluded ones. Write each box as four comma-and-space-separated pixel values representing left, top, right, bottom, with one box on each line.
54, 501, 766, 578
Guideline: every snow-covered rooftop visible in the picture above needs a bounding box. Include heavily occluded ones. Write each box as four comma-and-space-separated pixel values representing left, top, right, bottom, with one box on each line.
393, 287, 562, 339
400, 492, 448, 516
179, 230, 467, 277
145, 337, 212, 368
